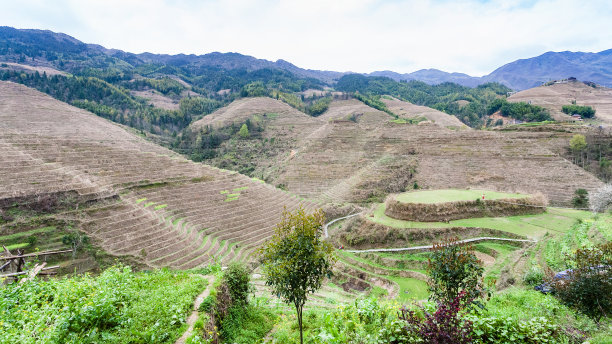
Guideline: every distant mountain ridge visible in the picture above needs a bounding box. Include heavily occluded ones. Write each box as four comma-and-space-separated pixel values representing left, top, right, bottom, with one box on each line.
1, 26, 611, 90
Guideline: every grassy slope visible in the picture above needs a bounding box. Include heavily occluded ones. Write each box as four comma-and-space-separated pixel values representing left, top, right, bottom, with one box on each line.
395, 189, 528, 204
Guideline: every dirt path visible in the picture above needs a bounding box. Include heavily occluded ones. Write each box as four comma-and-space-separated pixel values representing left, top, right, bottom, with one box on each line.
175, 275, 215, 344
345, 237, 536, 253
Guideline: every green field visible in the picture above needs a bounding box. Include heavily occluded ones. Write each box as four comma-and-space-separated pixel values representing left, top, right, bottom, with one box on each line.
395, 189, 529, 204
371, 203, 593, 238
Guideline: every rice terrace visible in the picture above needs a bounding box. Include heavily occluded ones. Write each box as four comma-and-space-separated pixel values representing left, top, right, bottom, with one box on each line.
1, 7, 612, 344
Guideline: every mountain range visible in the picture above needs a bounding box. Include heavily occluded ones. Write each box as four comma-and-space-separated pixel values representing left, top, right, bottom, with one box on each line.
1, 26, 611, 90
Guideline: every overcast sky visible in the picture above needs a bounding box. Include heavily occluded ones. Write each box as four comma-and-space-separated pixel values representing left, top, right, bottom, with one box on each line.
1, 0, 611, 76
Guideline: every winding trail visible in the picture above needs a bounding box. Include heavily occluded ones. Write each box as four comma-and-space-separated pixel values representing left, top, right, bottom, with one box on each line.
344, 237, 536, 253
175, 275, 215, 344
324, 212, 361, 238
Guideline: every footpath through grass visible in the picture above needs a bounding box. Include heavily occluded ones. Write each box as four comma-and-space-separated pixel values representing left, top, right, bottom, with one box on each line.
395, 189, 529, 204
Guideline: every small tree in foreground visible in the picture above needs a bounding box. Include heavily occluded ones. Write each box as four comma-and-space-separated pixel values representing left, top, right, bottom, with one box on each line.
259, 207, 336, 344
427, 239, 486, 307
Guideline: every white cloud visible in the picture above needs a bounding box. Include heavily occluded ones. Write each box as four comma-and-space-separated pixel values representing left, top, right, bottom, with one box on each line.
0, 0, 610, 75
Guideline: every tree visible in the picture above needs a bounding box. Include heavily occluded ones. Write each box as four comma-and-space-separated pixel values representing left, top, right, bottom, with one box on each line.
259, 207, 336, 344
570, 134, 587, 166
553, 242, 611, 321
238, 123, 249, 138
427, 239, 485, 307
572, 188, 589, 209
589, 184, 612, 213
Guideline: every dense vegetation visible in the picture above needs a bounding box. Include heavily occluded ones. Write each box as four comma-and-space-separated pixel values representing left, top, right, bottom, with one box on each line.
562, 104, 596, 118
565, 131, 612, 182
0, 70, 197, 134
486, 98, 552, 122
335, 74, 512, 126
0, 266, 207, 344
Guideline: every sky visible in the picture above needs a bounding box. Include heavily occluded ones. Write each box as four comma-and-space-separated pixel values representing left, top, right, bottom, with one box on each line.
1, 0, 611, 76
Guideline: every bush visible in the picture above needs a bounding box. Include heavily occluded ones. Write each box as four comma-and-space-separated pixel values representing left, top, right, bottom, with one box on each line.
223, 263, 251, 306
553, 242, 612, 321
523, 265, 545, 286
427, 239, 486, 307
400, 291, 474, 344
572, 188, 589, 209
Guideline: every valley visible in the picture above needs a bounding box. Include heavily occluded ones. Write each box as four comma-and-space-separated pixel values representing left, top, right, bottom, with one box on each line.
1, 26, 611, 344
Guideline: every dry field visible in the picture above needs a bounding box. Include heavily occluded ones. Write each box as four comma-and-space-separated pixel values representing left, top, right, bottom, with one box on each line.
508, 81, 612, 124
382, 97, 468, 129
267, 98, 603, 205
130, 89, 179, 110
192, 97, 603, 206
0, 81, 313, 268
191, 96, 323, 138
0, 61, 65, 76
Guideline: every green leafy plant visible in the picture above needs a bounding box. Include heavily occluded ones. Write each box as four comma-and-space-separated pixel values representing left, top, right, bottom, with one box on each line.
427, 238, 486, 307
259, 207, 336, 344
553, 242, 612, 321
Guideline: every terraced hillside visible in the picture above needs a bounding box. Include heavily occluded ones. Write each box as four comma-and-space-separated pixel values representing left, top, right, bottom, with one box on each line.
328, 188, 606, 297
0, 81, 313, 269
272, 112, 602, 205
381, 97, 468, 129
191, 96, 323, 138
508, 81, 612, 124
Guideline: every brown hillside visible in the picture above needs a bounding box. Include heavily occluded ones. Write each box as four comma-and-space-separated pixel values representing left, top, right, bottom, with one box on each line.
191, 96, 322, 132
272, 119, 602, 205
382, 97, 468, 129
318, 99, 391, 125
508, 81, 612, 124
192, 96, 603, 205
0, 81, 314, 268
130, 89, 179, 110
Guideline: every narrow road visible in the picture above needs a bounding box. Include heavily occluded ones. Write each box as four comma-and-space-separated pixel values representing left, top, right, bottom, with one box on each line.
175, 275, 215, 344
324, 212, 361, 238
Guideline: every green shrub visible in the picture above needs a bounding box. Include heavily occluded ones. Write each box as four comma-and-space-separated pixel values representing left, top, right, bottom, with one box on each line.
523, 265, 545, 286
553, 242, 612, 321
572, 188, 589, 209
218, 304, 275, 344
199, 295, 215, 313
0, 265, 206, 343
469, 315, 560, 344
223, 263, 251, 305
427, 239, 486, 306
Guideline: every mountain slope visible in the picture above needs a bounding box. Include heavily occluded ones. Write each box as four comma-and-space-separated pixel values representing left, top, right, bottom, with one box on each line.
0, 81, 313, 268
484, 50, 612, 90
2, 26, 611, 91
508, 80, 612, 124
